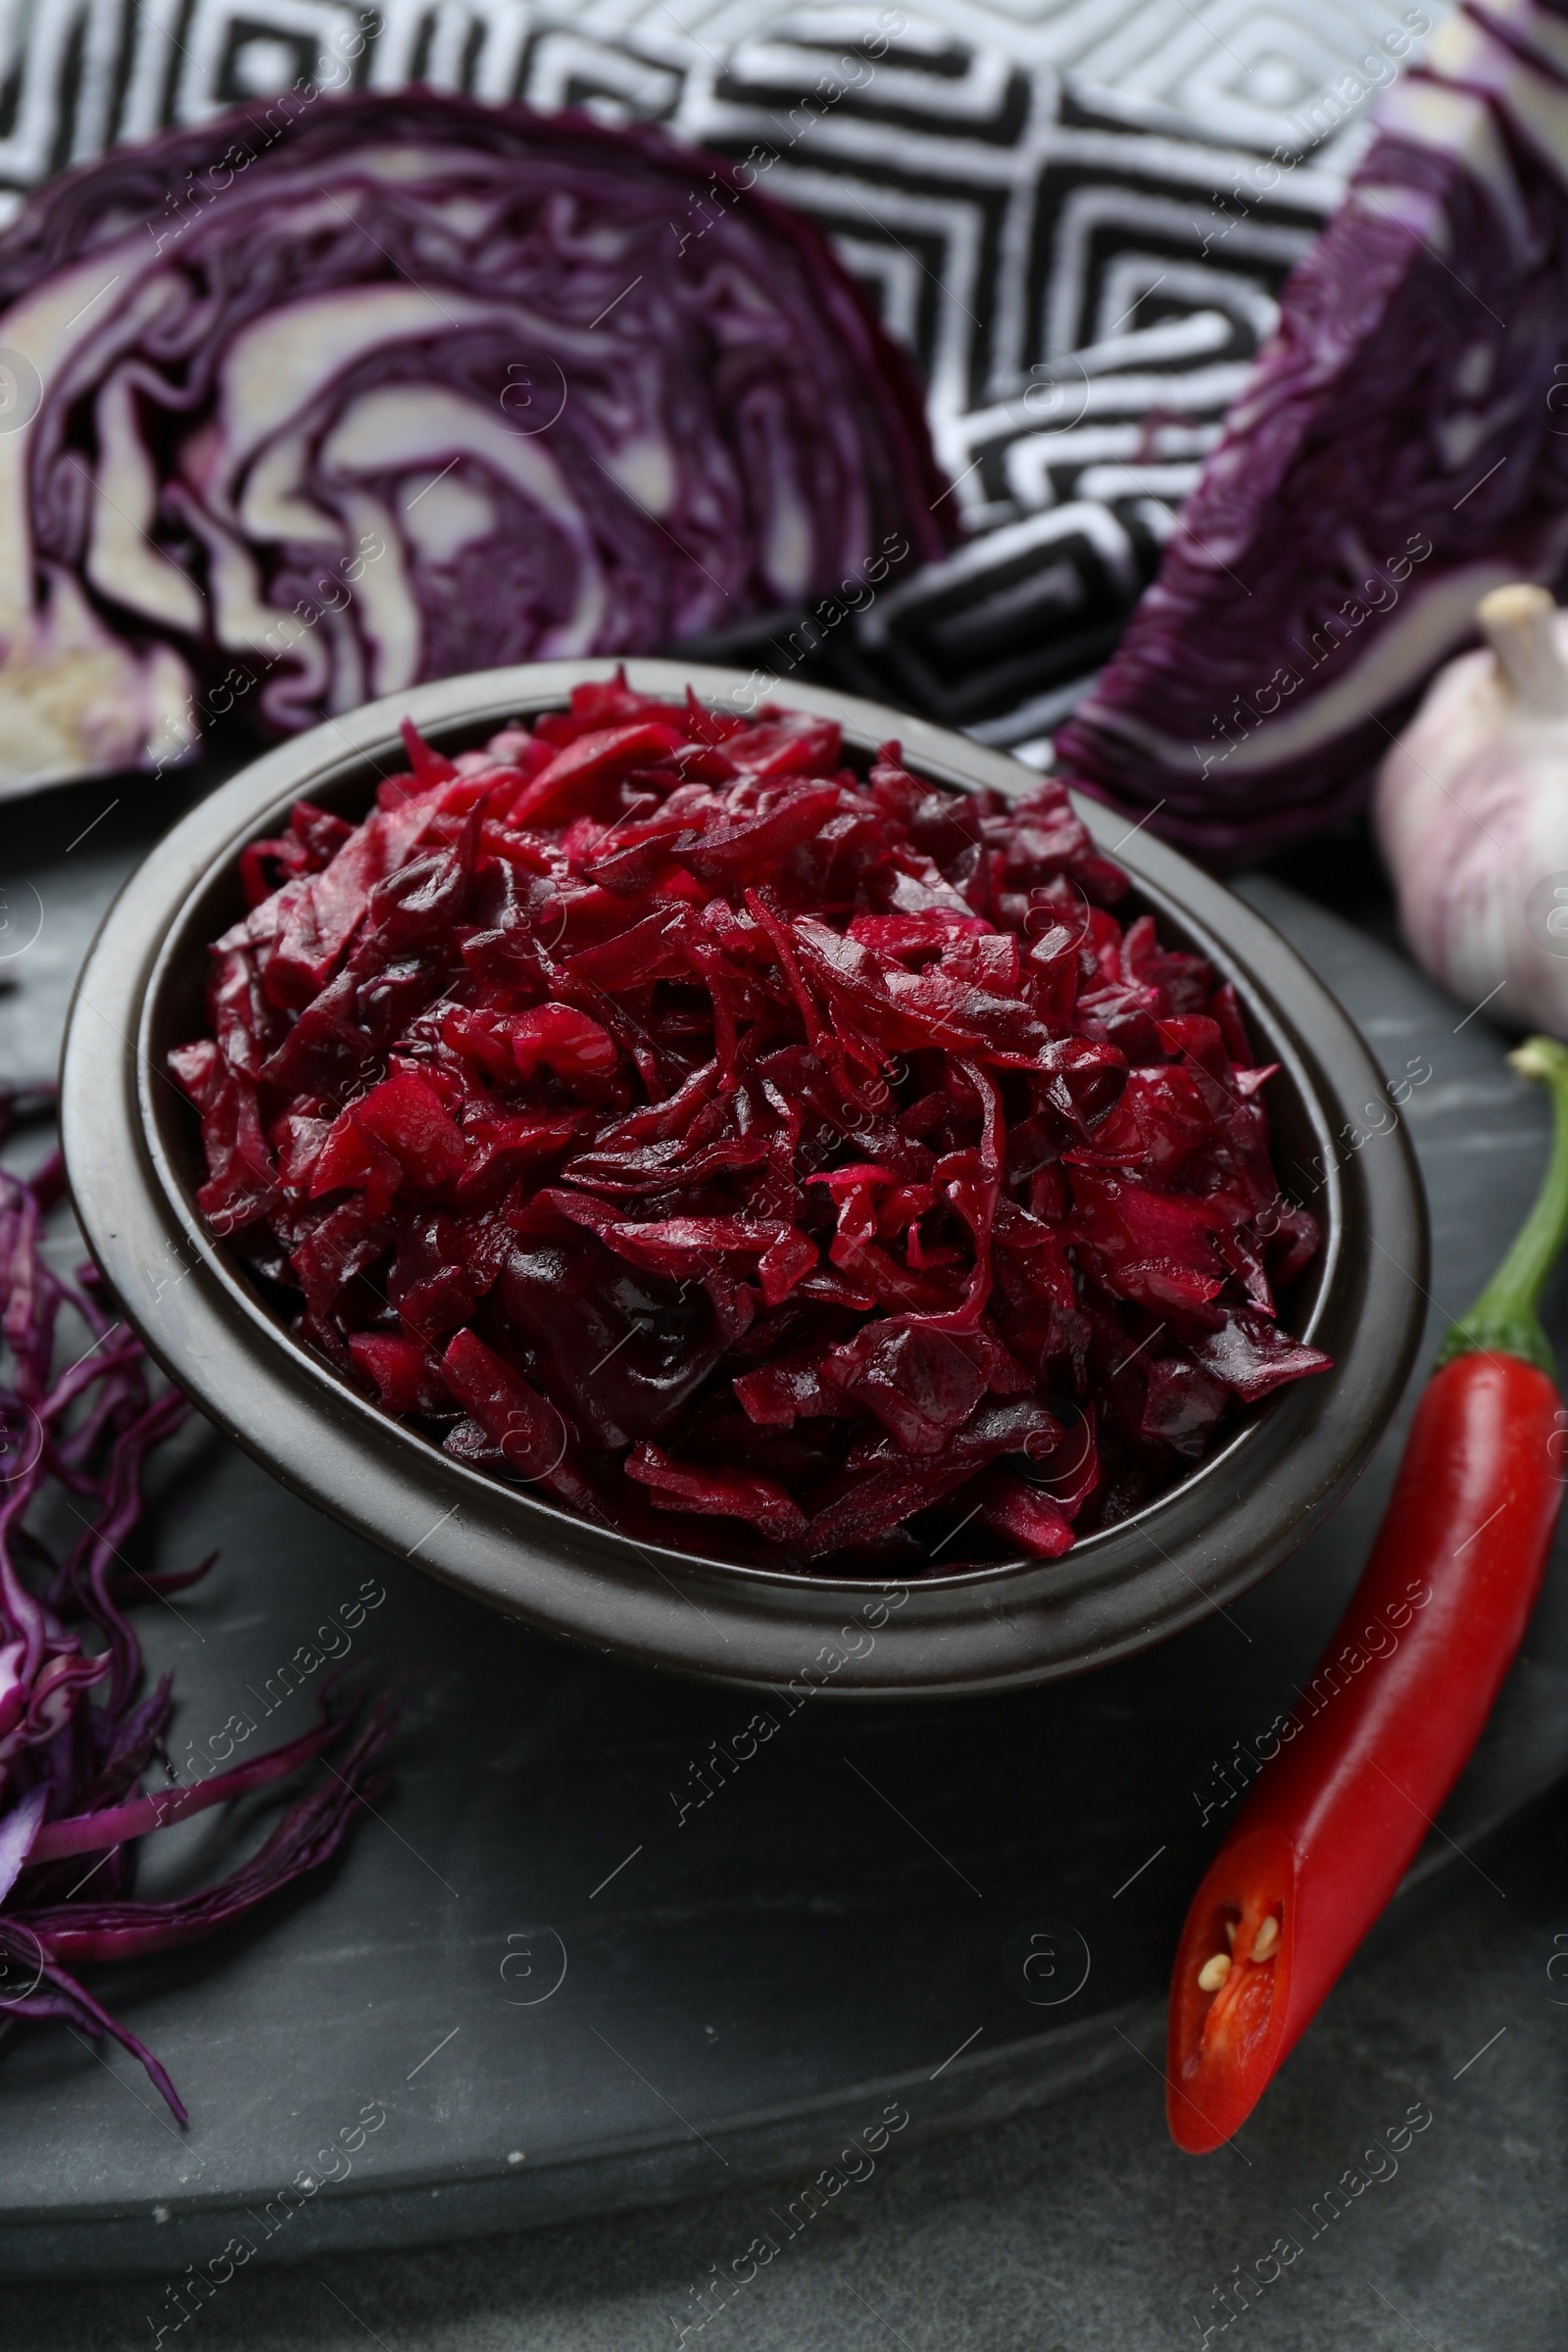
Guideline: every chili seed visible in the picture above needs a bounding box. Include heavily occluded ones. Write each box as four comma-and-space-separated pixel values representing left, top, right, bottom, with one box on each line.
1197, 1952, 1232, 1992
1251, 1915, 1281, 1959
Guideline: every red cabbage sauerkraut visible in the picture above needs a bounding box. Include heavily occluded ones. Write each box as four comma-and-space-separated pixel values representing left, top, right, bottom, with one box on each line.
172, 678, 1330, 1576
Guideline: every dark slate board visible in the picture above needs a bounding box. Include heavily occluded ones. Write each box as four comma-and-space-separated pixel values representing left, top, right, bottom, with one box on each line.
1, 795, 1566, 2281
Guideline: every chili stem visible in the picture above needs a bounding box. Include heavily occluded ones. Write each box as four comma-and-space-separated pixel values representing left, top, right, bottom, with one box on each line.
1438, 1035, 1568, 1377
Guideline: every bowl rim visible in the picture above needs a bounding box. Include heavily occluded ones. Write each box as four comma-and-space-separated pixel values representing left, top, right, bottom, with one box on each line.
60, 658, 1428, 1697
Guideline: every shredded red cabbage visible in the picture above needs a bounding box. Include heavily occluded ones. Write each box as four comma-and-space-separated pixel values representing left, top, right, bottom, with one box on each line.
0, 1092, 391, 2122
175, 679, 1330, 1576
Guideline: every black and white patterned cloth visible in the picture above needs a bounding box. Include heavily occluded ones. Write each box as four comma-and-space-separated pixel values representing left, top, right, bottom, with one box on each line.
0, 0, 1435, 764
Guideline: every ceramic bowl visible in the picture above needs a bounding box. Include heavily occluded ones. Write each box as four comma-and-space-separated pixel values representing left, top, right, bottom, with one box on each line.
60, 660, 1427, 1697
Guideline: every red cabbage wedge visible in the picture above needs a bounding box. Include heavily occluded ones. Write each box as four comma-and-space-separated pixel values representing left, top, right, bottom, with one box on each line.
0, 89, 948, 795
1055, 0, 1568, 864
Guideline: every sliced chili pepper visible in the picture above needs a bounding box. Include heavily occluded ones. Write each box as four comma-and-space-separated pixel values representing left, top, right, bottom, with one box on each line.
1167, 1036, 1568, 2153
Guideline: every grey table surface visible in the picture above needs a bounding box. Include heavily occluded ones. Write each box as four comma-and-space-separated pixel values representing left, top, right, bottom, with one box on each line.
0, 778, 1565, 2347
10, 1785, 1565, 2351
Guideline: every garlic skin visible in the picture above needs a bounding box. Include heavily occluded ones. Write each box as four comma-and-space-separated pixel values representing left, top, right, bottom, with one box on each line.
1374, 584, 1568, 1036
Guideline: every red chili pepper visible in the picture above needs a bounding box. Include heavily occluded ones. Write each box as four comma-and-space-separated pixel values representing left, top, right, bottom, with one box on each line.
1167, 1035, 1568, 2153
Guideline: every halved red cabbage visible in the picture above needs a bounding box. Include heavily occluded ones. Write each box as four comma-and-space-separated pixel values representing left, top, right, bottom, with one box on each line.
0, 89, 948, 794
1055, 1, 1568, 864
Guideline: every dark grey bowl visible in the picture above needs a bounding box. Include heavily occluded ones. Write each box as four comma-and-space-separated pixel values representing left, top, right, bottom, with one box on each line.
60, 660, 1427, 1697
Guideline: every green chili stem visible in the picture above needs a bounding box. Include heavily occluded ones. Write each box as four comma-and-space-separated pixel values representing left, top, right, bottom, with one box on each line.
1439, 1035, 1568, 1378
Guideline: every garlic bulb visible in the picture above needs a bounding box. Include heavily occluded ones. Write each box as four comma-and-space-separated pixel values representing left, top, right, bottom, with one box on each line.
1374, 584, 1568, 1036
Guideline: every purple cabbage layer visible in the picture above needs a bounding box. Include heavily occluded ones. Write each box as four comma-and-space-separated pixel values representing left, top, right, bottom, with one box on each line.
0, 87, 951, 792
1054, 0, 1568, 864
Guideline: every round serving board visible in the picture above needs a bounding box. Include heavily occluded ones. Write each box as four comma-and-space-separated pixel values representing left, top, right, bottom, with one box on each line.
1, 800, 1565, 2281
